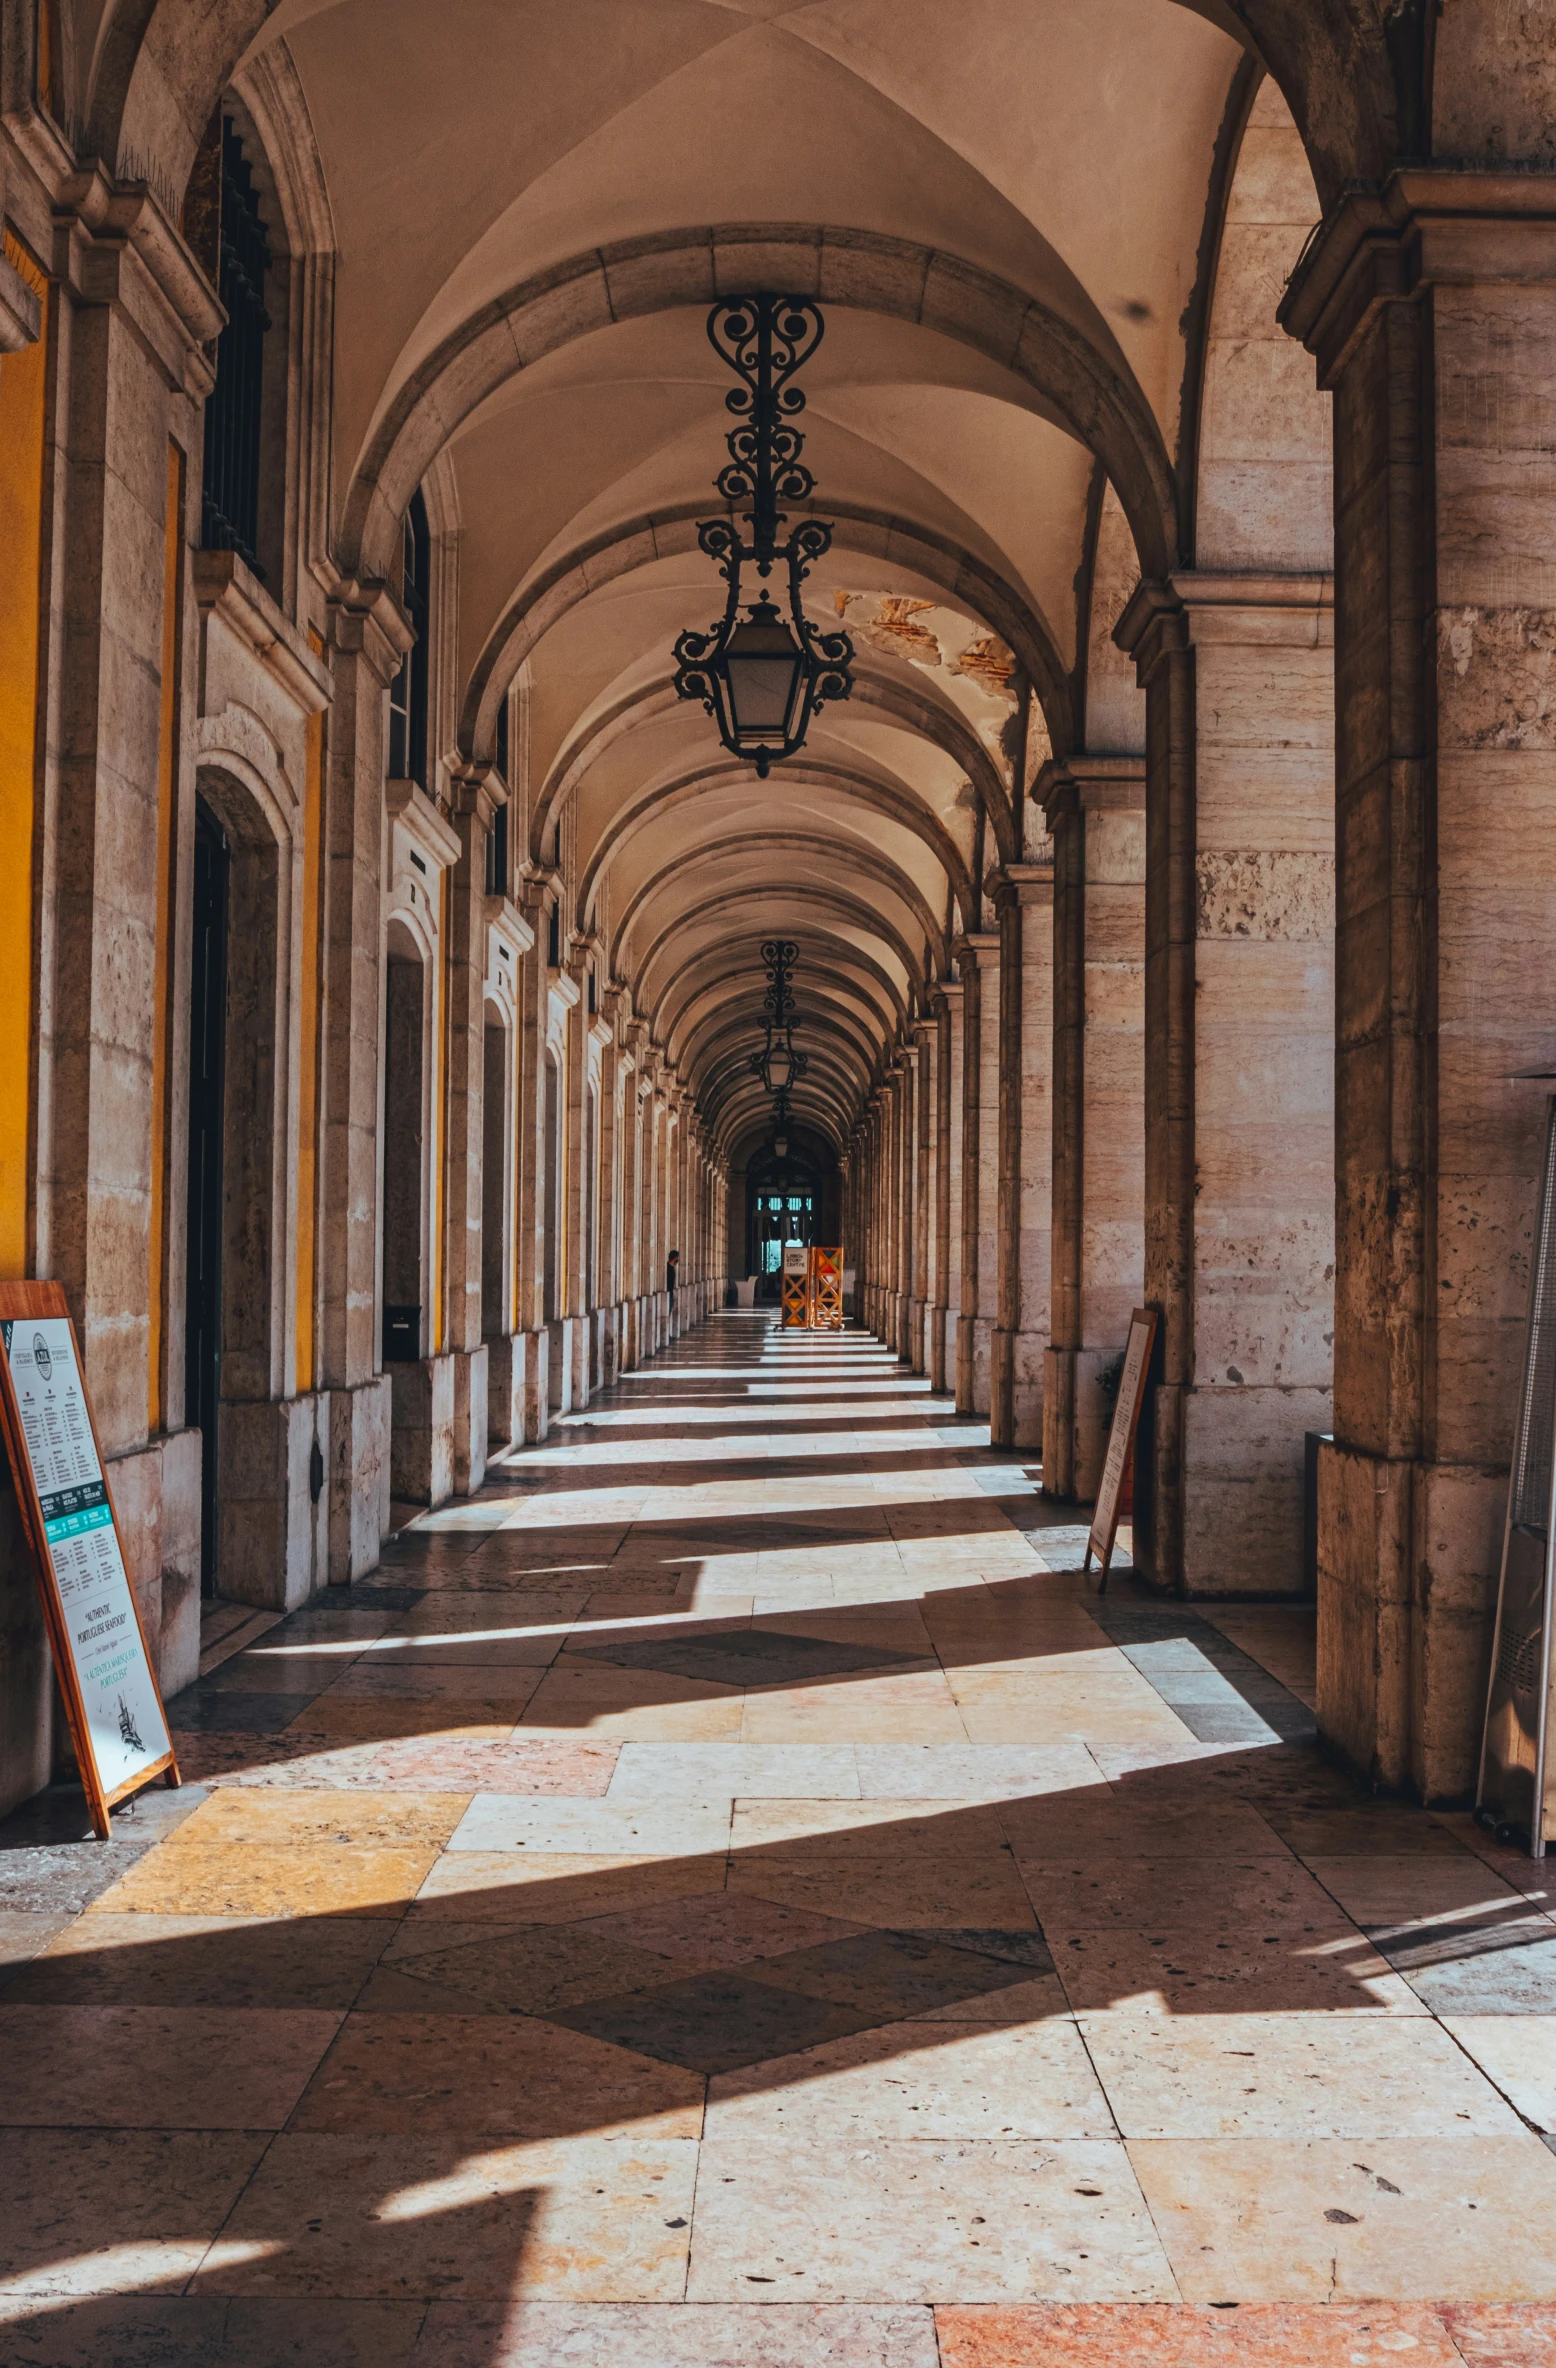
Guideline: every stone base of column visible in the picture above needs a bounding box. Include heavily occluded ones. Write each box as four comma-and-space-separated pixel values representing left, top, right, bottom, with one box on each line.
1317, 1438, 1499, 1804
990, 1327, 1015, 1450
908, 1298, 927, 1375
972, 1317, 995, 1418
521, 1330, 550, 1443
390, 1354, 457, 1508
928, 1307, 947, 1393
955, 1313, 977, 1414
328, 1373, 392, 1583
452, 1345, 488, 1496
602, 1305, 621, 1388
568, 1318, 590, 1412
1178, 1383, 1332, 1597
215, 1394, 331, 1613
547, 1319, 577, 1418
1010, 1327, 1044, 1454
486, 1332, 526, 1450
1042, 1346, 1077, 1498
104, 1426, 204, 1696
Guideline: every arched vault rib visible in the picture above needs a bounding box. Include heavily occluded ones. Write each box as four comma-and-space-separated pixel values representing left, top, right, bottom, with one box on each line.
612, 834, 944, 1000
550, 664, 1018, 881
95, 4, 1407, 294
575, 761, 976, 945
652, 936, 905, 1062
665, 956, 897, 1086
462, 501, 1074, 766
337, 227, 1179, 588
627, 884, 919, 1045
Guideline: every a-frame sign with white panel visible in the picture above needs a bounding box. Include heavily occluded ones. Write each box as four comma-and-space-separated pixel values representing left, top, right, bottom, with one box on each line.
0, 1283, 179, 1836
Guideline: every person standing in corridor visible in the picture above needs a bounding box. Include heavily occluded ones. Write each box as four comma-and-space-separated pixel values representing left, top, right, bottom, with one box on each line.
666, 1248, 679, 1305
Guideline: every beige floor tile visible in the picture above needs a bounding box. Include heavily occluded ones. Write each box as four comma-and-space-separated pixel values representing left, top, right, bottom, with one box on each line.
326, 1664, 548, 1702
0, 2002, 340, 2128
85, 1840, 439, 1919
282, 1701, 519, 1742
730, 1850, 1037, 1930
705, 2018, 1110, 2140
1022, 1859, 1347, 1934
997, 1798, 1289, 1860
409, 1851, 728, 1923
0, 2128, 271, 2295
1300, 1854, 1534, 1928
169, 1789, 473, 1850
447, 1795, 732, 1856
1442, 2016, 1556, 2133
730, 1800, 1008, 1853
209, 2132, 698, 2300
1129, 2133, 1556, 2301
288, 2010, 703, 2138
959, 1704, 1190, 1748
8, 1911, 396, 2008
742, 1699, 971, 1744
1081, 2010, 1523, 2138
687, 2135, 1175, 2303
1054, 1924, 1427, 2015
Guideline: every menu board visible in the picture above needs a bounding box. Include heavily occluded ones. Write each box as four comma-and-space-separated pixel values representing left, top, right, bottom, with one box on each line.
1084, 1307, 1159, 1594
0, 1284, 177, 1831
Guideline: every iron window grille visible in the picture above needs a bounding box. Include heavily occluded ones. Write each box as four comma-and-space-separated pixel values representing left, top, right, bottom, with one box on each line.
388, 491, 430, 787
201, 117, 271, 575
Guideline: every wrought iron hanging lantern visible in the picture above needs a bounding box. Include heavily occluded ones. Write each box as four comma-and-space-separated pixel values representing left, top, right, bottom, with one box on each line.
750, 938, 808, 1099
673, 297, 853, 778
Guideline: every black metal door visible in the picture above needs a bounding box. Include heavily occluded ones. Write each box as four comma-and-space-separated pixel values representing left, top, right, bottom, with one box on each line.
186, 800, 229, 1599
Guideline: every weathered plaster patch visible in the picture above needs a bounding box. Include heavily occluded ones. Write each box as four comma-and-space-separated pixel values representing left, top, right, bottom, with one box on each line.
1438, 606, 1556, 748
1195, 849, 1335, 940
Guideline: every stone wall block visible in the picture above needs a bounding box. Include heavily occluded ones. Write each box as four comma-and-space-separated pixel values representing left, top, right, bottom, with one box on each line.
453, 1346, 488, 1496
1413, 1462, 1505, 1804
1195, 850, 1336, 940
328, 1375, 391, 1582
1316, 1438, 1414, 1789
390, 1355, 456, 1508
487, 1332, 526, 1449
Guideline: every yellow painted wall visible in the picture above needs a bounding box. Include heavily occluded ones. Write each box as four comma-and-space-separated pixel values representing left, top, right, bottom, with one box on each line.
147, 442, 184, 1428
295, 637, 325, 1393
0, 237, 49, 1283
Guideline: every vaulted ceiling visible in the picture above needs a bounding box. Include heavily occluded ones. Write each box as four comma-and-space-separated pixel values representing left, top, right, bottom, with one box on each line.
240, 0, 1253, 1160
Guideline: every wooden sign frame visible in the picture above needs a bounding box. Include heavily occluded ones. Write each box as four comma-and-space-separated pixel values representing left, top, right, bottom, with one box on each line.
809, 1246, 843, 1331
0, 1282, 180, 1836
1083, 1306, 1159, 1594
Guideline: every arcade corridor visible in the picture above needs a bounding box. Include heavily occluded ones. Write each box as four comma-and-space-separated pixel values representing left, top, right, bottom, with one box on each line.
2, 1316, 1554, 2358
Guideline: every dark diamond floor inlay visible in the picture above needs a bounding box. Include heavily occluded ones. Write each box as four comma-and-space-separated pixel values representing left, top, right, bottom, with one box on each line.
569, 1627, 925, 1689
752, 1928, 1050, 2020
551, 1968, 881, 2073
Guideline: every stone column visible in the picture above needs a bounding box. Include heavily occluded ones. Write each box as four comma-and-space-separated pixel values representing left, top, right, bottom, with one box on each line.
321, 588, 408, 1571
957, 934, 1000, 1416
1283, 176, 1556, 1797
562, 955, 590, 1411
935, 980, 963, 1395
442, 778, 496, 1495
1041, 758, 1147, 1501
911, 1018, 934, 1372
1117, 571, 1335, 1599
515, 883, 552, 1440
1002, 863, 1054, 1454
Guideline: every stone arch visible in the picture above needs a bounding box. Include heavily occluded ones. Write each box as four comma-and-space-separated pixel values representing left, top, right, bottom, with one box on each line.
575, 761, 979, 944
461, 501, 1075, 768
339, 226, 1181, 589
613, 835, 943, 1002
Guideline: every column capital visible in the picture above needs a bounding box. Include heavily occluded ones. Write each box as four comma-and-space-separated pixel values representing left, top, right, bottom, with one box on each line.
1113, 577, 1187, 682
1001, 861, 1055, 908
327, 577, 414, 688
1170, 570, 1333, 650
1281, 168, 1556, 387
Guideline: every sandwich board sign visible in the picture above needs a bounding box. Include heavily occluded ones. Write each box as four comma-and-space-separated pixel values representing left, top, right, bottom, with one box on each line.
1083, 1306, 1159, 1594
0, 1282, 179, 1835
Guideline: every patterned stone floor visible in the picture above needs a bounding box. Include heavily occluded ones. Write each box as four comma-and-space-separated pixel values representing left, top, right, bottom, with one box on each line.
3, 1312, 1556, 2365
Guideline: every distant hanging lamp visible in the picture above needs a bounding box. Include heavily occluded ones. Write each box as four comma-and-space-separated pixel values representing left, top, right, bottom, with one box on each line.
673, 297, 854, 778
749, 936, 809, 1097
